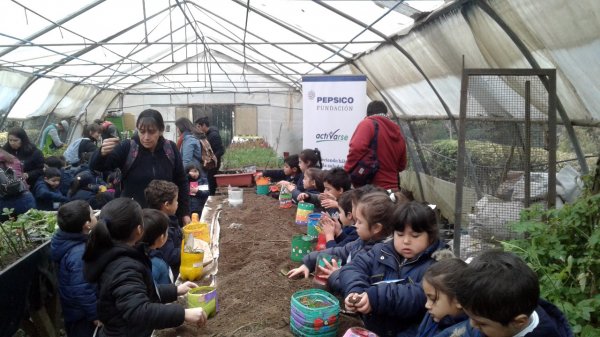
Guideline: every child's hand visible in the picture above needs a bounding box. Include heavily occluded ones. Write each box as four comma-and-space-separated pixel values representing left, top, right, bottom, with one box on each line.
316, 257, 339, 279
353, 293, 372, 314
297, 193, 308, 201
318, 192, 335, 201
320, 215, 336, 240
287, 265, 310, 279
344, 293, 360, 312
184, 308, 207, 327
177, 281, 198, 295
321, 198, 338, 209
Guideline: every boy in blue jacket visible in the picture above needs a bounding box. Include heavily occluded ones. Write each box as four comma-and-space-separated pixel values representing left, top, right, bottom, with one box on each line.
145, 179, 183, 279
33, 167, 69, 210
50, 200, 99, 337
454, 250, 574, 337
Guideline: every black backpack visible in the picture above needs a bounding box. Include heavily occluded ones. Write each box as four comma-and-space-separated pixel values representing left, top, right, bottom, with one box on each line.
0, 167, 27, 198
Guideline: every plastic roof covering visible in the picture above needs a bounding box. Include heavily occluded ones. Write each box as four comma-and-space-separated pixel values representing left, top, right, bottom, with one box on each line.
0, 0, 599, 127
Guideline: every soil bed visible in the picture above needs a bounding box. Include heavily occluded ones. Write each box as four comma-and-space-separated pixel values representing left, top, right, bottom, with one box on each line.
157, 187, 361, 337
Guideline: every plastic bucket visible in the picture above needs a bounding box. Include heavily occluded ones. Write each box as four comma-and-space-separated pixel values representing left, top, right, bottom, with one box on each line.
307, 213, 322, 239
187, 286, 218, 318
290, 234, 314, 262
256, 184, 270, 195
295, 202, 315, 225
228, 187, 243, 201
289, 289, 339, 336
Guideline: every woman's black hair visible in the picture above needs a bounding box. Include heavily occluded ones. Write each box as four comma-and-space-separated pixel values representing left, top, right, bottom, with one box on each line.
82, 198, 143, 261
57, 200, 92, 233
137, 109, 165, 132
299, 148, 323, 169
83, 123, 102, 138
3, 127, 35, 154
175, 117, 195, 134
392, 201, 439, 243
140, 209, 169, 246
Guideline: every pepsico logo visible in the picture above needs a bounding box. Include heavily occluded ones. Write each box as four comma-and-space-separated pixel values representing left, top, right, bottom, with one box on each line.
308, 90, 316, 100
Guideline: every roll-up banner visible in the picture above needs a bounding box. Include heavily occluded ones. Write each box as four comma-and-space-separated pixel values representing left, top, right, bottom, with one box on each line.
302, 75, 367, 169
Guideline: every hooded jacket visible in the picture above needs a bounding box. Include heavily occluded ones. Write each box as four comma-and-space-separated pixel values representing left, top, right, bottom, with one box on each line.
32, 177, 69, 210
83, 243, 184, 337
50, 230, 98, 324
89, 135, 190, 218
344, 115, 407, 189
340, 240, 447, 337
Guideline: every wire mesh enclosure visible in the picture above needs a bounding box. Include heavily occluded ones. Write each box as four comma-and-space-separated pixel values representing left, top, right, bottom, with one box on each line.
453, 69, 557, 258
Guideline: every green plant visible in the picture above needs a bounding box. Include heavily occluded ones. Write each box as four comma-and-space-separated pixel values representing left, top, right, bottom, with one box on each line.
502, 180, 600, 336
222, 138, 283, 170
0, 208, 57, 269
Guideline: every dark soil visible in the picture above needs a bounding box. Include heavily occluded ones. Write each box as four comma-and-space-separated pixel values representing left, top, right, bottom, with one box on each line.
157, 187, 362, 337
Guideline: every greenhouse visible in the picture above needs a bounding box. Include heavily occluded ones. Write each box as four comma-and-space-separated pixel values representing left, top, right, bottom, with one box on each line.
0, 0, 598, 336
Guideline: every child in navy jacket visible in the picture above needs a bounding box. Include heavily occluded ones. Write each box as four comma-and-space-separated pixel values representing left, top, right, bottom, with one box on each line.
321, 190, 358, 248
50, 200, 99, 336
33, 167, 69, 210
141, 209, 172, 284
260, 154, 302, 186
185, 163, 209, 217
340, 201, 447, 337
453, 250, 573, 337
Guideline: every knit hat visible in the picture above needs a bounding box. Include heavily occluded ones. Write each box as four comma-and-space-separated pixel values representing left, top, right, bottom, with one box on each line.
60, 120, 69, 131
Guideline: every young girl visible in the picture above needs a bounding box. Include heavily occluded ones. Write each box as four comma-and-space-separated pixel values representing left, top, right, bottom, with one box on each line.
417, 256, 469, 337
141, 209, 172, 285
186, 163, 209, 216
296, 167, 324, 205
280, 148, 322, 195
340, 201, 447, 337
288, 192, 397, 295
68, 170, 113, 210
82, 198, 206, 336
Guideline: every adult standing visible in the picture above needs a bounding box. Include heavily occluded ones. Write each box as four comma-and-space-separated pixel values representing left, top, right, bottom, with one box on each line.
194, 117, 225, 196
64, 123, 102, 166
2, 127, 45, 187
175, 118, 203, 168
344, 100, 407, 190
40, 120, 69, 151
94, 119, 121, 140
89, 109, 191, 223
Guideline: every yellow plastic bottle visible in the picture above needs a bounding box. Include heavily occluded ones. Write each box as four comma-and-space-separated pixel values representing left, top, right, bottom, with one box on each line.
179, 232, 205, 281
184, 213, 210, 244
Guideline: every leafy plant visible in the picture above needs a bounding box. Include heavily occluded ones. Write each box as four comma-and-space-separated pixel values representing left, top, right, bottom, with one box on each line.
0, 208, 57, 269
222, 138, 283, 170
502, 179, 600, 336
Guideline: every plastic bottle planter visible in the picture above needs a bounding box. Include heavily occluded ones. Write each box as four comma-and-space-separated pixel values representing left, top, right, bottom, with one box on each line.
295, 202, 315, 225
307, 213, 322, 239
183, 222, 210, 244
228, 187, 243, 207
279, 188, 293, 209
179, 249, 204, 281
343, 327, 379, 337
290, 235, 314, 262
313, 253, 338, 290
187, 286, 218, 318
256, 177, 270, 195
290, 289, 339, 337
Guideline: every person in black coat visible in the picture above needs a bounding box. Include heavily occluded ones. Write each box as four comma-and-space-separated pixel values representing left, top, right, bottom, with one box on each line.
89, 109, 191, 223
3, 127, 45, 187
194, 117, 225, 196
82, 198, 206, 337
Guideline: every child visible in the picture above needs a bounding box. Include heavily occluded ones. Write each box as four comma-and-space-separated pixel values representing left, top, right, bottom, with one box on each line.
319, 167, 352, 216
186, 163, 209, 217
141, 209, 172, 285
454, 250, 573, 337
340, 201, 447, 337
321, 190, 358, 249
288, 192, 398, 295
145, 179, 183, 278
68, 170, 113, 210
51, 200, 99, 337
45, 156, 74, 196
416, 255, 469, 337
33, 167, 69, 210
260, 154, 302, 187
280, 148, 323, 194
296, 167, 324, 204
82, 198, 207, 336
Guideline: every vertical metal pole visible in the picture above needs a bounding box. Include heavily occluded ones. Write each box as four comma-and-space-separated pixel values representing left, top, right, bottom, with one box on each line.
454, 69, 469, 258
547, 71, 557, 209
524, 81, 531, 208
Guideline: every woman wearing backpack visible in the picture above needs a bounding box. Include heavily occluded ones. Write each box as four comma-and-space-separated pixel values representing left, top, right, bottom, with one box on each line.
2, 127, 45, 187
175, 117, 203, 169
89, 109, 191, 224
0, 148, 36, 220
64, 123, 102, 166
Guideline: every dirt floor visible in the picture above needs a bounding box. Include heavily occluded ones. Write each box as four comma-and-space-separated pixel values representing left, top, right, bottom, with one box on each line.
157, 187, 362, 337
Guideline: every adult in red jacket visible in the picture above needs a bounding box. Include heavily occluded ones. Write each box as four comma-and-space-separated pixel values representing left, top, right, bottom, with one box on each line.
344, 100, 407, 190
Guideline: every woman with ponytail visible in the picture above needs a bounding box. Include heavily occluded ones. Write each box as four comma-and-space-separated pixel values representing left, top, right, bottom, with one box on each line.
83, 198, 207, 336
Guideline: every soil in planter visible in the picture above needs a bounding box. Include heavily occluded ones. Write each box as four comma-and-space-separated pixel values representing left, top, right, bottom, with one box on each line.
156, 188, 362, 337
